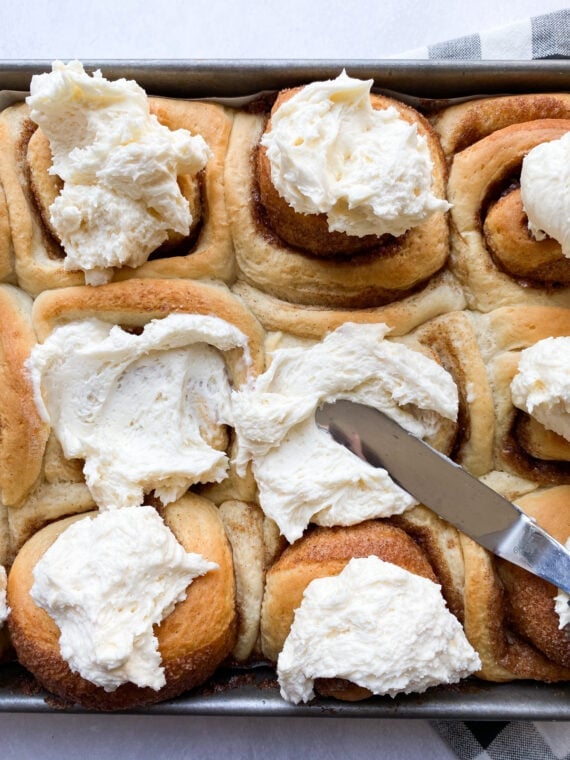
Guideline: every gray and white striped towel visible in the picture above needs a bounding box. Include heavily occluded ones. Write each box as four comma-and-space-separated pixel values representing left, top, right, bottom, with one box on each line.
391, 8, 570, 59
392, 8, 570, 760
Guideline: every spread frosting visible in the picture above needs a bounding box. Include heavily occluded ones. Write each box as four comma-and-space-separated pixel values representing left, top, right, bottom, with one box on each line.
27, 60, 210, 285
277, 556, 481, 703
31, 506, 217, 691
520, 132, 570, 257
510, 337, 570, 442
27, 313, 250, 510
261, 70, 449, 238
232, 322, 458, 543
0, 566, 8, 626
554, 538, 570, 630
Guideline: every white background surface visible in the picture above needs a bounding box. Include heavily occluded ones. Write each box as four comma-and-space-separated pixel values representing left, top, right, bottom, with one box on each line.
1, 2, 569, 758
0, 0, 568, 59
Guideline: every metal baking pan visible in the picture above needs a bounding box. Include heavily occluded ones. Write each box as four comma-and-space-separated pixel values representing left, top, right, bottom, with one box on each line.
0, 60, 569, 719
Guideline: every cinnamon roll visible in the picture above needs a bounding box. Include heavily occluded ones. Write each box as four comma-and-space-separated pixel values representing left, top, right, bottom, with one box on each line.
410, 305, 570, 486
260, 517, 479, 703
433, 94, 570, 310
460, 485, 570, 682
470, 306, 570, 487
0, 62, 234, 296
226, 71, 452, 313
0, 284, 50, 553
7, 494, 237, 710
9, 279, 264, 553
231, 320, 459, 544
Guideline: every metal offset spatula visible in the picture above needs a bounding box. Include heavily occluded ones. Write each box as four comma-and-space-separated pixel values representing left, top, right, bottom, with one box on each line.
315, 399, 570, 597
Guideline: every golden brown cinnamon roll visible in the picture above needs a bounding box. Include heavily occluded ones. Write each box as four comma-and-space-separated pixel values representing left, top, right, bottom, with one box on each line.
0, 68, 234, 296
0, 284, 50, 555
7, 494, 237, 710
460, 486, 570, 682
8, 279, 265, 554
411, 305, 570, 486
434, 94, 570, 310
0, 283, 89, 564
226, 72, 451, 312
470, 306, 570, 487
260, 516, 478, 703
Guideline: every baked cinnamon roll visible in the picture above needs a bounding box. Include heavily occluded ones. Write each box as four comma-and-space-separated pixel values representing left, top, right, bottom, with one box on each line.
7, 279, 264, 554
433, 94, 570, 310
411, 305, 570, 486
460, 485, 570, 682
260, 518, 479, 703
0, 284, 49, 510
29, 278, 263, 509
0, 61, 234, 296
7, 494, 237, 710
470, 306, 570, 487
232, 320, 459, 544
226, 71, 452, 313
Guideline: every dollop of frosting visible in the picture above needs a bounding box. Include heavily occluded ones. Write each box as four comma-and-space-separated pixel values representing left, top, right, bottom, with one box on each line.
0, 566, 9, 626
277, 556, 481, 704
31, 506, 217, 691
510, 337, 570, 442
232, 323, 458, 543
27, 60, 211, 285
27, 313, 249, 510
520, 132, 570, 257
554, 537, 570, 630
261, 70, 449, 238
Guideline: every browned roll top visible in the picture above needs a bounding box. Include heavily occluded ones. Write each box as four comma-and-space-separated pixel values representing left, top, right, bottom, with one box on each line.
7, 495, 237, 711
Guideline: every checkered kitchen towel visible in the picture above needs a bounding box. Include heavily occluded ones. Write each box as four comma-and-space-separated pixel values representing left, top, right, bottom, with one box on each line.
432, 721, 570, 760
391, 8, 570, 59
396, 9, 570, 759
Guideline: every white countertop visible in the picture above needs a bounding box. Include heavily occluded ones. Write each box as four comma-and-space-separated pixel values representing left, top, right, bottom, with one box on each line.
1, 2, 569, 758
1, 0, 568, 59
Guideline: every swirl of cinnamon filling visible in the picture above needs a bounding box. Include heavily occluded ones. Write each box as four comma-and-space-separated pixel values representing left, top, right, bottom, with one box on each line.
445, 119, 570, 310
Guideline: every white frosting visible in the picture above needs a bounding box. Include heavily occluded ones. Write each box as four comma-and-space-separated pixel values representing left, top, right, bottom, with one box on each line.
554, 537, 570, 630
27, 60, 210, 285
277, 556, 481, 704
232, 322, 458, 543
510, 337, 570, 442
0, 566, 9, 626
261, 70, 449, 238
27, 313, 249, 510
31, 506, 217, 691
521, 132, 570, 257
